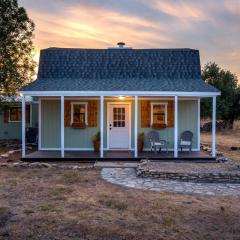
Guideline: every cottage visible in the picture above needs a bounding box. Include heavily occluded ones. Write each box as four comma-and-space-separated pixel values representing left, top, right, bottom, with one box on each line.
0, 96, 38, 140
20, 43, 220, 160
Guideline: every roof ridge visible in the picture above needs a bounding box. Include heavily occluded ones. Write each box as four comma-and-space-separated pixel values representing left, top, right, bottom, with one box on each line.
42, 47, 197, 51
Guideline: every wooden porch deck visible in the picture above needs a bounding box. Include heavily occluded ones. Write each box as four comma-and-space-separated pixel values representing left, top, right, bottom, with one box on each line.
22, 150, 215, 162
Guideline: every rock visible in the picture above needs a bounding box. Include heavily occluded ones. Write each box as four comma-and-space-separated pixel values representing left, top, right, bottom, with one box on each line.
0, 164, 8, 167
231, 146, 239, 151
216, 151, 224, 157
0, 207, 12, 228
7, 150, 15, 155
217, 157, 227, 163
16, 163, 28, 168
72, 166, 81, 170
0, 153, 9, 158
29, 162, 52, 168
0, 230, 10, 237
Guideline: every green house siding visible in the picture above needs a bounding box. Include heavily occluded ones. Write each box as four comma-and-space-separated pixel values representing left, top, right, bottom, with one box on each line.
40, 99, 198, 150
31, 103, 39, 128
178, 100, 198, 149
0, 103, 38, 140
41, 100, 99, 149
41, 100, 60, 148
0, 114, 22, 139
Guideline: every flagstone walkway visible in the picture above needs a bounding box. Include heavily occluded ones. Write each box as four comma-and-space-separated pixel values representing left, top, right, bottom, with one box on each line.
101, 168, 240, 196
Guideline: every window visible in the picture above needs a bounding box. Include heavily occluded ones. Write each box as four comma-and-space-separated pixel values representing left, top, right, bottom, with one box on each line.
71, 102, 88, 126
9, 107, 22, 122
150, 102, 168, 126
113, 107, 125, 127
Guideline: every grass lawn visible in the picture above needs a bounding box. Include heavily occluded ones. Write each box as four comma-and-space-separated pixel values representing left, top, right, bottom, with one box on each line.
201, 129, 240, 161
0, 167, 240, 239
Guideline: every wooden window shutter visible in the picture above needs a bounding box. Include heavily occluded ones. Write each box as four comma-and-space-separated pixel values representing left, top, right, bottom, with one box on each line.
64, 100, 71, 127
141, 100, 151, 128
26, 105, 30, 123
3, 108, 9, 123
167, 100, 174, 127
87, 100, 98, 127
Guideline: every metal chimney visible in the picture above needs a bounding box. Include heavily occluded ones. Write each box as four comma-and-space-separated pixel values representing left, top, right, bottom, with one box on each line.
117, 42, 125, 48
108, 42, 131, 49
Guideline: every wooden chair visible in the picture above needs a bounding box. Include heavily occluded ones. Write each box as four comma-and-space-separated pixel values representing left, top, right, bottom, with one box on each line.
147, 131, 168, 154
179, 131, 193, 152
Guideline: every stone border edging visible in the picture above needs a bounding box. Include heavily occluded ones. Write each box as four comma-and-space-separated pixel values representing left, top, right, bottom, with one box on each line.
0, 162, 95, 170
137, 161, 240, 183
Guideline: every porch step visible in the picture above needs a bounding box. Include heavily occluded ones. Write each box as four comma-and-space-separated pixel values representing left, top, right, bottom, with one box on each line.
94, 161, 138, 168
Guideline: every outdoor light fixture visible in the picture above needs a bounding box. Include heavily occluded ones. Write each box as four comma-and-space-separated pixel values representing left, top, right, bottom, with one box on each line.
119, 95, 125, 100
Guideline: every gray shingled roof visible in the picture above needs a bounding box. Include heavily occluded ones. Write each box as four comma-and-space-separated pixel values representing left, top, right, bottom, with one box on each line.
21, 47, 219, 93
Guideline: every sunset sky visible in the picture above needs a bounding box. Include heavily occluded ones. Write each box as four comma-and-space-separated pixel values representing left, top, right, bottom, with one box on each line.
19, 0, 240, 80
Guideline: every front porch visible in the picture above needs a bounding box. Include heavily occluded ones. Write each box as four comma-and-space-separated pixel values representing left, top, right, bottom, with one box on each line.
21, 94, 218, 161
23, 150, 214, 161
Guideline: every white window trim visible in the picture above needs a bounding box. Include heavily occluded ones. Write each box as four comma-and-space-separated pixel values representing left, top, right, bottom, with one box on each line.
70, 102, 88, 125
150, 102, 168, 126
8, 106, 22, 123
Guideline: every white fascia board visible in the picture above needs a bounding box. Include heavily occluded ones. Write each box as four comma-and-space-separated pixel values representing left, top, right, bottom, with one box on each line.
19, 91, 221, 97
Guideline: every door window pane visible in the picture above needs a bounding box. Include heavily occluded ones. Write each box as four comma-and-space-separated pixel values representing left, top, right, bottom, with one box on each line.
113, 107, 126, 128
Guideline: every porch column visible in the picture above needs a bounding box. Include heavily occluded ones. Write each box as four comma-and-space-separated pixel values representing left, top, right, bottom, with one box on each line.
60, 95, 64, 158
100, 96, 104, 158
197, 98, 201, 151
174, 96, 178, 158
38, 98, 41, 150
134, 96, 138, 158
212, 96, 216, 157
22, 95, 26, 158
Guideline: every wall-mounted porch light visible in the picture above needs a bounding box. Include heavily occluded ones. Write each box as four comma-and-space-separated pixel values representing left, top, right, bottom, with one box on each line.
119, 95, 125, 100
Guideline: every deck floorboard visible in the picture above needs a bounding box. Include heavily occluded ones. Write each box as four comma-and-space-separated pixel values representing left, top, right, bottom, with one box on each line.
23, 150, 214, 161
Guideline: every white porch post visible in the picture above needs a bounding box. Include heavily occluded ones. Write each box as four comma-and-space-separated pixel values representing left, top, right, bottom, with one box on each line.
38, 98, 41, 150
174, 96, 178, 158
60, 95, 64, 158
100, 96, 104, 158
22, 95, 26, 158
197, 98, 201, 151
212, 96, 216, 157
134, 96, 138, 158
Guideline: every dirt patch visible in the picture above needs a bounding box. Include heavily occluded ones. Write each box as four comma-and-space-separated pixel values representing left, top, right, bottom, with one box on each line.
201, 129, 240, 161
0, 167, 240, 239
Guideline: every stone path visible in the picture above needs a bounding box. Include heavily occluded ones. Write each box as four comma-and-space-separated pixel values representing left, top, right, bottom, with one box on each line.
101, 168, 240, 196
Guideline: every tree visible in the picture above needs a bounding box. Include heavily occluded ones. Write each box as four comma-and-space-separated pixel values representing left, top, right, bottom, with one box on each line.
201, 62, 240, 125
0, 0, 36, 96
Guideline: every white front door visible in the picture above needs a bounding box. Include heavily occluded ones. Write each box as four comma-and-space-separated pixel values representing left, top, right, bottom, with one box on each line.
108, 104, 130, 149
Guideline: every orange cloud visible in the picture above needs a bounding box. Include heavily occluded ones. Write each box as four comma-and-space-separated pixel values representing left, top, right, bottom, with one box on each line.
148, 0, 211, 30
20, 0, 240, 82
27, 4, 173, 59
